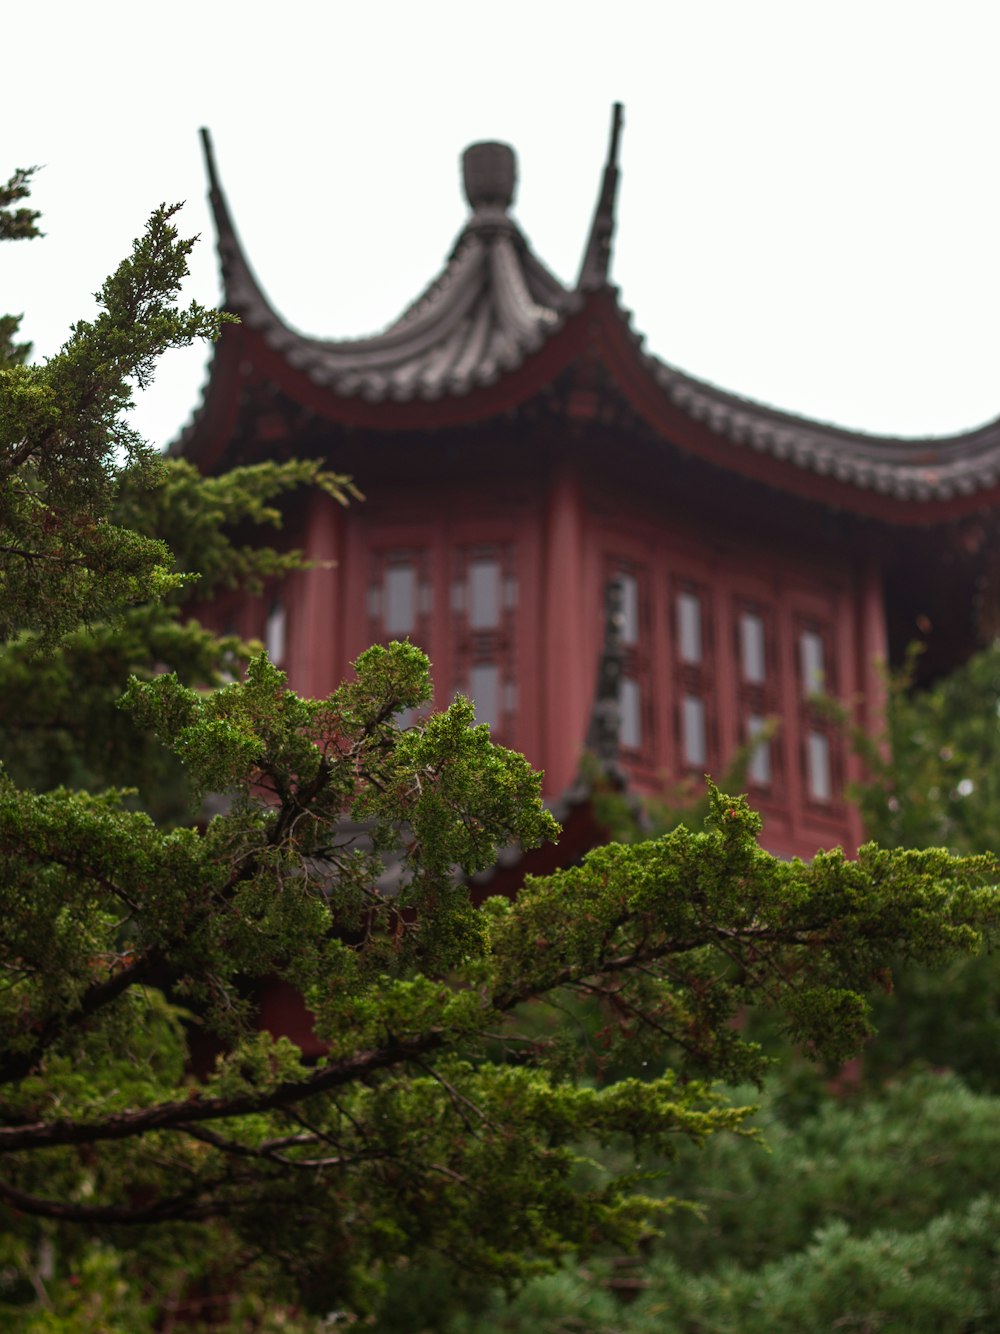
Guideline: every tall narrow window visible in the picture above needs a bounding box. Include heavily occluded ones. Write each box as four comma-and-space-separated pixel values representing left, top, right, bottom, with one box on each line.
677, 591, 702, 664
369, 550, 432, 650
682, 695, 707, 766
384, 564, 416, 636
619, 573, 639, 647
747, 714, 771, 785
468, 557, 500, 630
796, 619, 837, 806
734, 601, 777, 792
265, 600, 287, 666
606, 559, 650, 759
806, 731, 832, 802
800, 629, 825, 697
739, 611, 766, 685
621, 676, 642, 750
673, 582, 713, 772
470, 662, 500, 730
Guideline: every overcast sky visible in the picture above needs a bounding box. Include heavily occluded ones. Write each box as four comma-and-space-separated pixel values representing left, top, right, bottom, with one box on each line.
6, 1, 999, 447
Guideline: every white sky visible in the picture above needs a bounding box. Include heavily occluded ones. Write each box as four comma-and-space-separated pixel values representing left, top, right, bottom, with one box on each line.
5, 1, 999, 445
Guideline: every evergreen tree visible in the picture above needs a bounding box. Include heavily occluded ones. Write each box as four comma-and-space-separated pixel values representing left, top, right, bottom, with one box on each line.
2, 172, 999, 1326
845, 645, 1000, 1091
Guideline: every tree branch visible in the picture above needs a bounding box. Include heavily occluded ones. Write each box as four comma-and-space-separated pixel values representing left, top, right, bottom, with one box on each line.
0, 1173, 241, 1224
0, 948, 164, 1087
0, 1029, 446, 1154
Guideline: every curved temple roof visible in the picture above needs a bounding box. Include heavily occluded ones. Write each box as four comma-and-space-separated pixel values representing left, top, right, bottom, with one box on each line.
201, 130, 580, 403
190, 110, 1000, 511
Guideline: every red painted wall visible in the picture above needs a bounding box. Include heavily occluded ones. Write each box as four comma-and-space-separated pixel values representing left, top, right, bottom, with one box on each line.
231, 449, 880, 862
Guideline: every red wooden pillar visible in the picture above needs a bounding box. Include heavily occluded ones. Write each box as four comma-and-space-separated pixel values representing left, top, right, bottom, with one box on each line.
853, 554, 890, 823
835, 584, 867, 854
542, 465, 591, 797
286, 491, 344, 699
772, 589, 801, 852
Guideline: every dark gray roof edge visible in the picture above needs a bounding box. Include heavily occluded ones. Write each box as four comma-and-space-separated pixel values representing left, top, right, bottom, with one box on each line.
638, 337, 1000, 501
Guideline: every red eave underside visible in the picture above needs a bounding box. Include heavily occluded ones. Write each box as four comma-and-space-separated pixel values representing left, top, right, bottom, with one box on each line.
189, 298, 1000, 527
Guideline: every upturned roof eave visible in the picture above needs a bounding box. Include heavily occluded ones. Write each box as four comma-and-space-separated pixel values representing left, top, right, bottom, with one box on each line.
193, 129, 580, 412
183, 127, 1000, 523
583, 289, 1000, 521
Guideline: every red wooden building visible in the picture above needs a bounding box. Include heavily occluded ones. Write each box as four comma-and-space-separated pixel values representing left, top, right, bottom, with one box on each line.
178, 108, 1000, 861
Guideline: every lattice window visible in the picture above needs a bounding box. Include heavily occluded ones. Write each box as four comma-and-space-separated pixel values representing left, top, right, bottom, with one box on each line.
606, 559, 651, 756
673, 580, 715, 771
265, 599, 287, 667
734, 601, 779, 792
367, 549, 433, 649
795, 617, 839, 806
452, 544, 517, 738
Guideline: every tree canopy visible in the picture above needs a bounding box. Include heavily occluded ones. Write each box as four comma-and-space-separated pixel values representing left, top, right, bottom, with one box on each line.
2, 170, 999, 1328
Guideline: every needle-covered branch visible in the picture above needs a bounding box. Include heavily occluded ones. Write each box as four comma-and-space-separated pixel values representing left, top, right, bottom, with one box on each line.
3, 168, 1000, 1321
2, 656, 997, 1306
0, 207, 227, 640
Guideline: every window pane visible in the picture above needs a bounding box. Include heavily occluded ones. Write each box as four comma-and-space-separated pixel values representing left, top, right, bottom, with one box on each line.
385, 565, 415, 635
621, 676, 641, 749
807, 731, 832, 802
800, 630, 825, 697
265, 601, 287, 666
619, 574, 639, 646
747, 713, 771, 785
740, 612, 766, 684
503, 679, 518, 714
678, 593, 702, 665
470, 663, 499, 729
682, 695, 707, 766
469, 559, 500, 629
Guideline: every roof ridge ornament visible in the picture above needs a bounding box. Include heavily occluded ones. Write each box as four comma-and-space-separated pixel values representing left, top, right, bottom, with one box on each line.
462, 141, 517, 214
577, 103, 624, 292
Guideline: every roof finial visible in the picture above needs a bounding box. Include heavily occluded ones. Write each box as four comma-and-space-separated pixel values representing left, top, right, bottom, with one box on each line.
577, 103, 624, 292
462, 141, 517, 213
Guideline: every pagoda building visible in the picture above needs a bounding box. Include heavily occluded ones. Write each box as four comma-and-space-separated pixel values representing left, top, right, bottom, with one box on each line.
178, 107, 1000, 862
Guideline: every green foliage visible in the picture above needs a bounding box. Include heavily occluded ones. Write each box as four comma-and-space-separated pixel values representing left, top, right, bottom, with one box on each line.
583, 726, 773, 846
635, 1196, 1000, 1333
845, 643, 1000, 1091
653, 1070, 1000, 1274
3, 167, 1000, 1328
0, 454, 359, 818
113, 454, 361, 602
3, 750, 997, 1316
0, 167, 41, 370
0, 167, 42, 243
0, 203, 219, 642
854, 642, 1000, 855
443, 1073, 1000, 1334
